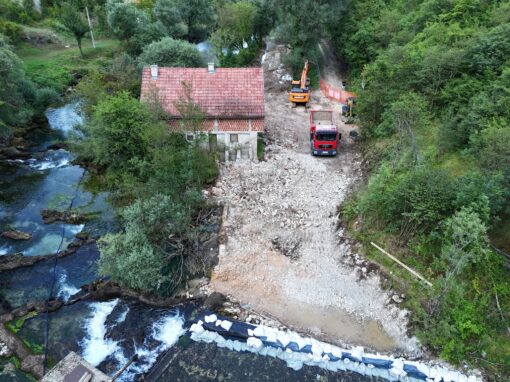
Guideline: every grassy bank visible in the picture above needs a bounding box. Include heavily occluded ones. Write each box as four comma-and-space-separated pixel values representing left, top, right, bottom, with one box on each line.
15, 37, 120, 93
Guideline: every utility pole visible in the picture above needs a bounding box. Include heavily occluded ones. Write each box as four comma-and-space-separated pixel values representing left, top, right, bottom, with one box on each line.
85, 6, 96, 49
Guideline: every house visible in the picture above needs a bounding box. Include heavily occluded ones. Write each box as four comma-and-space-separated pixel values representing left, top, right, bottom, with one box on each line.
140, 64, 265, 161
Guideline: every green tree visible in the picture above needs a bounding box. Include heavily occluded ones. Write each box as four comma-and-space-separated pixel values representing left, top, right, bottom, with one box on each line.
138, 37, 203, 67
153, 0, 215, 43
106, 0, 143, 41
98, 194, 191, 293
212, 1, 257, 51
81, 92, 152, 173
60, 3, 89, 57
153, 0, 187, 39
476, 120, 510, 175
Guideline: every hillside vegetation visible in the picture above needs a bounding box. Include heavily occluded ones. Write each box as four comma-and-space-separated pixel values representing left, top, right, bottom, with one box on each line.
330, 0, 510, 379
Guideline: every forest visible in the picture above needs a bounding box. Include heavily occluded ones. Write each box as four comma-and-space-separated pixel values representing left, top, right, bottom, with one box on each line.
333, 0, 510, 378
0, 0, 509, 380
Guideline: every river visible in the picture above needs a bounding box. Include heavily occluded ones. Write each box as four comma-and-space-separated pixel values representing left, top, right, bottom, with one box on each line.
0, 102, 388, 381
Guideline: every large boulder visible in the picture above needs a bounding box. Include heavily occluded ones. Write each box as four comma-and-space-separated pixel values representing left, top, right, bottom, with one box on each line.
1, 230, 31, 240
41, 209, 87, 224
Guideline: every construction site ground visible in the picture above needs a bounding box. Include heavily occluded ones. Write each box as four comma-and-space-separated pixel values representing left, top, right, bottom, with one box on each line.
210, 44, 420, 356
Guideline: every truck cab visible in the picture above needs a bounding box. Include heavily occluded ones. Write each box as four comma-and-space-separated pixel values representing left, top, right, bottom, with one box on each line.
309, 110, 340, 156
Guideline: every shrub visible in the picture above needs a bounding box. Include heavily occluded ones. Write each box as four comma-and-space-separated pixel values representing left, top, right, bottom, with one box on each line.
475, 120, 510, 174
0, 21, 24, 43
82, 92, 152, 173
357, 164, 457, 238
138, 37, 203, 67
34, 87, 60, 112
98, 194, 191, 293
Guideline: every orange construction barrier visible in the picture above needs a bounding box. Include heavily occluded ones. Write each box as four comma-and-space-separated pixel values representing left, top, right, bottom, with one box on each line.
319, 79, 356, 104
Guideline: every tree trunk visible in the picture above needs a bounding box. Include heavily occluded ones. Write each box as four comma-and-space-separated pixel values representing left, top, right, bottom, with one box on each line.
77, 37, 84, 57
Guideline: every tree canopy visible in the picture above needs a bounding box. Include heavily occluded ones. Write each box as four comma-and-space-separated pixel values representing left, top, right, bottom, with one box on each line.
138, 37, 204, 67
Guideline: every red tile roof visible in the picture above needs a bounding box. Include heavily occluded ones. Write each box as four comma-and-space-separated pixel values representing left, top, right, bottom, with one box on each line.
141, 67, 264, 119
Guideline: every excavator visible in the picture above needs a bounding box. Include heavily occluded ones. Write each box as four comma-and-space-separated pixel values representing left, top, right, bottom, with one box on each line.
289, 60, 311, 107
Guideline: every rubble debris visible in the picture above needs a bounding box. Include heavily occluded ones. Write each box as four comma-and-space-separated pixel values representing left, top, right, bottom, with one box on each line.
271, 236, 301, 260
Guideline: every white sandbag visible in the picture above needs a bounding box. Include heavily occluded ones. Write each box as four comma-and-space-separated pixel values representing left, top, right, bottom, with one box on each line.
247, 336, 263, 350
220, 320, 232, 331
189, 323, 204, 334
204, 314, 217, 323
350, 346, 364, 361
311, 343, 323, 356
276, 332, 290, 348
253, 325, 265, 337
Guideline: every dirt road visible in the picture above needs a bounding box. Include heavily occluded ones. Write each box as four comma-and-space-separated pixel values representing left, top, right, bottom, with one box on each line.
210, 45, 420, 355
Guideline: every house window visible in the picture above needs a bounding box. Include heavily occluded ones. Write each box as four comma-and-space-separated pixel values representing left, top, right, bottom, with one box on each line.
230, 134, 239, 143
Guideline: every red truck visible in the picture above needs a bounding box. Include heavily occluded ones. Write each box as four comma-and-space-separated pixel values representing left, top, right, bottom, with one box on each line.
309, 110, 340, 156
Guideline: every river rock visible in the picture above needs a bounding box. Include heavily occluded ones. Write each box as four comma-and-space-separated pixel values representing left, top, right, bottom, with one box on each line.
11, 137, 33, 149
211, 186, 223, 196
204, 292, 226, 310
1, 230, 32, 240
21, 354, 45, 379
0, 341, 12, 357
47, 142, 69, 150
0, 146, 30, 159
75, 231, 89, 240
41, 209, 87, 224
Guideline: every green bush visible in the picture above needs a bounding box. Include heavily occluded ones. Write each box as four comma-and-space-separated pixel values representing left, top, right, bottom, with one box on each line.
138, 37, 203, 67
81, 91, 152, 173
0, 20, 24, 43
34, 87, 61, 112
98, 194, 191, 293
153, 0, 215, 43
357, 165, 457, 237
0, 0, 31, 24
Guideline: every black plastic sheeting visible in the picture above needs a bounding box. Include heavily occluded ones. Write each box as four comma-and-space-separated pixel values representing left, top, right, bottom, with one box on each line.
197, 312, 430, 381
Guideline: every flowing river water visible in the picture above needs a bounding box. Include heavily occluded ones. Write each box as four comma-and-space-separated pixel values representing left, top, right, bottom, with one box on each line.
0, 103, 388, 381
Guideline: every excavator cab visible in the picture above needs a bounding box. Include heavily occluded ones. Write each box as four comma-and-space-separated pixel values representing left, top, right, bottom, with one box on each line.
289, 60, 311, 106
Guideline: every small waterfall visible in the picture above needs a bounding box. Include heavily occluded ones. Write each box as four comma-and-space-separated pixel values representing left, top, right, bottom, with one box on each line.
79, 303, 185, 380
81, 299, 122, 366
56, 271, 80, 302
27, 149, 72, 170
113, 311, 185, 381
45, 102, 83, 138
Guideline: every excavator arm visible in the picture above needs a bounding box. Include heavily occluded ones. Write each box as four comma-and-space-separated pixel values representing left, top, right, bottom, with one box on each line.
289, 60, 311, 106
300, 60, 309, 90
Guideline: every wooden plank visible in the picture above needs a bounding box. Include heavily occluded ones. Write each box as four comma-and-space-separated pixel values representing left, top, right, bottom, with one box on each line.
370, 242, 433, 287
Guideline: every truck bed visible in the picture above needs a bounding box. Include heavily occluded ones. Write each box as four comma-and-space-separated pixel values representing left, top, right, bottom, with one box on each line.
310, 110, 333, 125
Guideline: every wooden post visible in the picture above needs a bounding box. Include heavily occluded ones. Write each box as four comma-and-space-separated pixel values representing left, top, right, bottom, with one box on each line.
85, 6, 96, 49
370, 242, 433, 287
